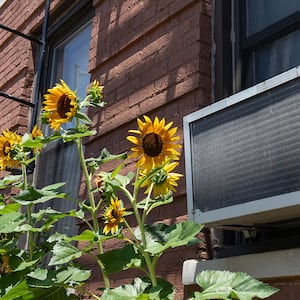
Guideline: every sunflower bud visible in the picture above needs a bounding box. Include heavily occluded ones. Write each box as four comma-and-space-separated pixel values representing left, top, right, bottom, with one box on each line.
87, 80, 105, 107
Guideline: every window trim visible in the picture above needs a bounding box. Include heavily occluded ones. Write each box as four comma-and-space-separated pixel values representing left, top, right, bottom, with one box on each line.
182, 247, 300, 285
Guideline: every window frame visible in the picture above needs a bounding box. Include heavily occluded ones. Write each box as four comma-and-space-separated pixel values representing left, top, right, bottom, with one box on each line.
213, 0, 300, 100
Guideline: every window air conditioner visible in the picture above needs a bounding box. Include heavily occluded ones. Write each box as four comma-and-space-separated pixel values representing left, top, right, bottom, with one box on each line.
184, 67, 300, 229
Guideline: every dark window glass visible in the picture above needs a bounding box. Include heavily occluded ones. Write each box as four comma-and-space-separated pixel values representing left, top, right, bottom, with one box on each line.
245, 0, 300, 36
214, 0, 300, 99
244, 0, 300, 85
253, 28, 300, 83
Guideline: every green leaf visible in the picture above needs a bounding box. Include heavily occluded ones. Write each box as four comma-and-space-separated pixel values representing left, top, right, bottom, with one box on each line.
13, 184, 66, 205
13, 258, 40, 272
0, 212, 26, 233
101, 171, 134, 191
135, 221, 202, 255
61, 129, 96, 142
41, 182, 66, 191
22, 135, 44, 149
56, 267, 90, 284
27, 267, 90, 287
1, 280, 77, 300
99, 244, 144, 275
68, 229, 97, 242
0, 202, 21, 215
76, 111, 93, 124
85, 148, 128, 166
49, 241, 82, 265
102, 277, 150, 300
40, 209, 83, 231
137, 192, 173, 215
0, 175, 22, 189
1, 279, 33, 300
111, 162, 125, 179
26, 287, 77, 300
142, 277, 175, 300
194, 270, 279, 300
47, 232, 68, 243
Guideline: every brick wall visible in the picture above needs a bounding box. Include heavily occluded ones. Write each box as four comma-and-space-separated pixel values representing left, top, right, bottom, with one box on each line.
84, 1, 212, 298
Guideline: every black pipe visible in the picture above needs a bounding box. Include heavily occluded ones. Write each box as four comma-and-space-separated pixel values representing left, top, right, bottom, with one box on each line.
0, 91, 35, 107
29, 0, 51, 131
0, 24, 42, 44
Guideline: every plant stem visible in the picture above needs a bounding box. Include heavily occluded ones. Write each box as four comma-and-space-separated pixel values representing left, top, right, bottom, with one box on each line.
142, 183, 154, 224
76, 137, 110, 289
123, 173, 158, 287
132, 199, 157, 287
22, 164, 34, 261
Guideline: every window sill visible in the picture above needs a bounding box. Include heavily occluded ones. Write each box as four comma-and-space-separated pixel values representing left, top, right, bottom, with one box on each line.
182, 247, 300, 285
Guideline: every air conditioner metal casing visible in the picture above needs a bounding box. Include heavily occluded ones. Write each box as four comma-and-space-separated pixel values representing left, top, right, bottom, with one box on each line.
184, 66, 300, 229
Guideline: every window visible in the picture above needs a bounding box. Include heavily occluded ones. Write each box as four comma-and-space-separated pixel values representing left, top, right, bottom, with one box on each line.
35, 1, 93, 236
214, 0, 300, 99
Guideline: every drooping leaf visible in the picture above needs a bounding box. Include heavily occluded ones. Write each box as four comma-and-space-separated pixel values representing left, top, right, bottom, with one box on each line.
40, 209, 84, 231
12, 258, 40, 272
22, 135, 44, 150
135, 221, 202, 255
0, 175, 22, 189
101, 171, 135, 190
0, 212, 26, 233
49, 241, 82, 265
1, 279, 33, 300
61, 129, 96, 142
142, 277, 175, 300
47, 232, 69, 243
101, 277, 150, 300
0, 202, 21, 215
13, 183, 67, 205
27, 266, 90, 288
85, 148, 128, 166
26, 287, 77, 300
99, 244, 144, 275
194, 270, 279, 300
56, 266, 90, 284
68, 229, 97, 242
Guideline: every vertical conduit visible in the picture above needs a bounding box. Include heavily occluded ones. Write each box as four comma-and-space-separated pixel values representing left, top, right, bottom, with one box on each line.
30, 0, 51, 131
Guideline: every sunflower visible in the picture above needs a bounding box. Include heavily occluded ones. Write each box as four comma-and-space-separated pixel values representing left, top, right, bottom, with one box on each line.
31, 124, 43, 139
43, 80, 78, 131
127, 116, 181, 170
141, 161, 183, 197
103, 197, 126, 235
0, 129, 22, 170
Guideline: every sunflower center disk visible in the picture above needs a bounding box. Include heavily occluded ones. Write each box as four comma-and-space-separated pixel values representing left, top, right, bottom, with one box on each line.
57, 95, 73, 118
142, 133, 163, 157
3, 141, 11, 156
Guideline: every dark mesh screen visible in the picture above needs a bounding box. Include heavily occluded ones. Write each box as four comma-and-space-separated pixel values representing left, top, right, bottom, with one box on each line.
191, 79, 300, 212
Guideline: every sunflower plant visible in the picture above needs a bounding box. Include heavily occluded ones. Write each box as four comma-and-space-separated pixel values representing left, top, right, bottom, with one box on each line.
0, 80, 279, 300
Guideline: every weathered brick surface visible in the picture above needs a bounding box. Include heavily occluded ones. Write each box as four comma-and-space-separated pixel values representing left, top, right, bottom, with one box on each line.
2, 0, 299, 299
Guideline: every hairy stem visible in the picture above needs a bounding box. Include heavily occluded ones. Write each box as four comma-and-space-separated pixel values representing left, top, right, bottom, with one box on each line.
76, 137, 110, 289
22, 164, 34, 261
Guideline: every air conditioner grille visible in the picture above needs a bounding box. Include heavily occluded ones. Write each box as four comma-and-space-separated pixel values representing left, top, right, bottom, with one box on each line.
191, 79, 300, 212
